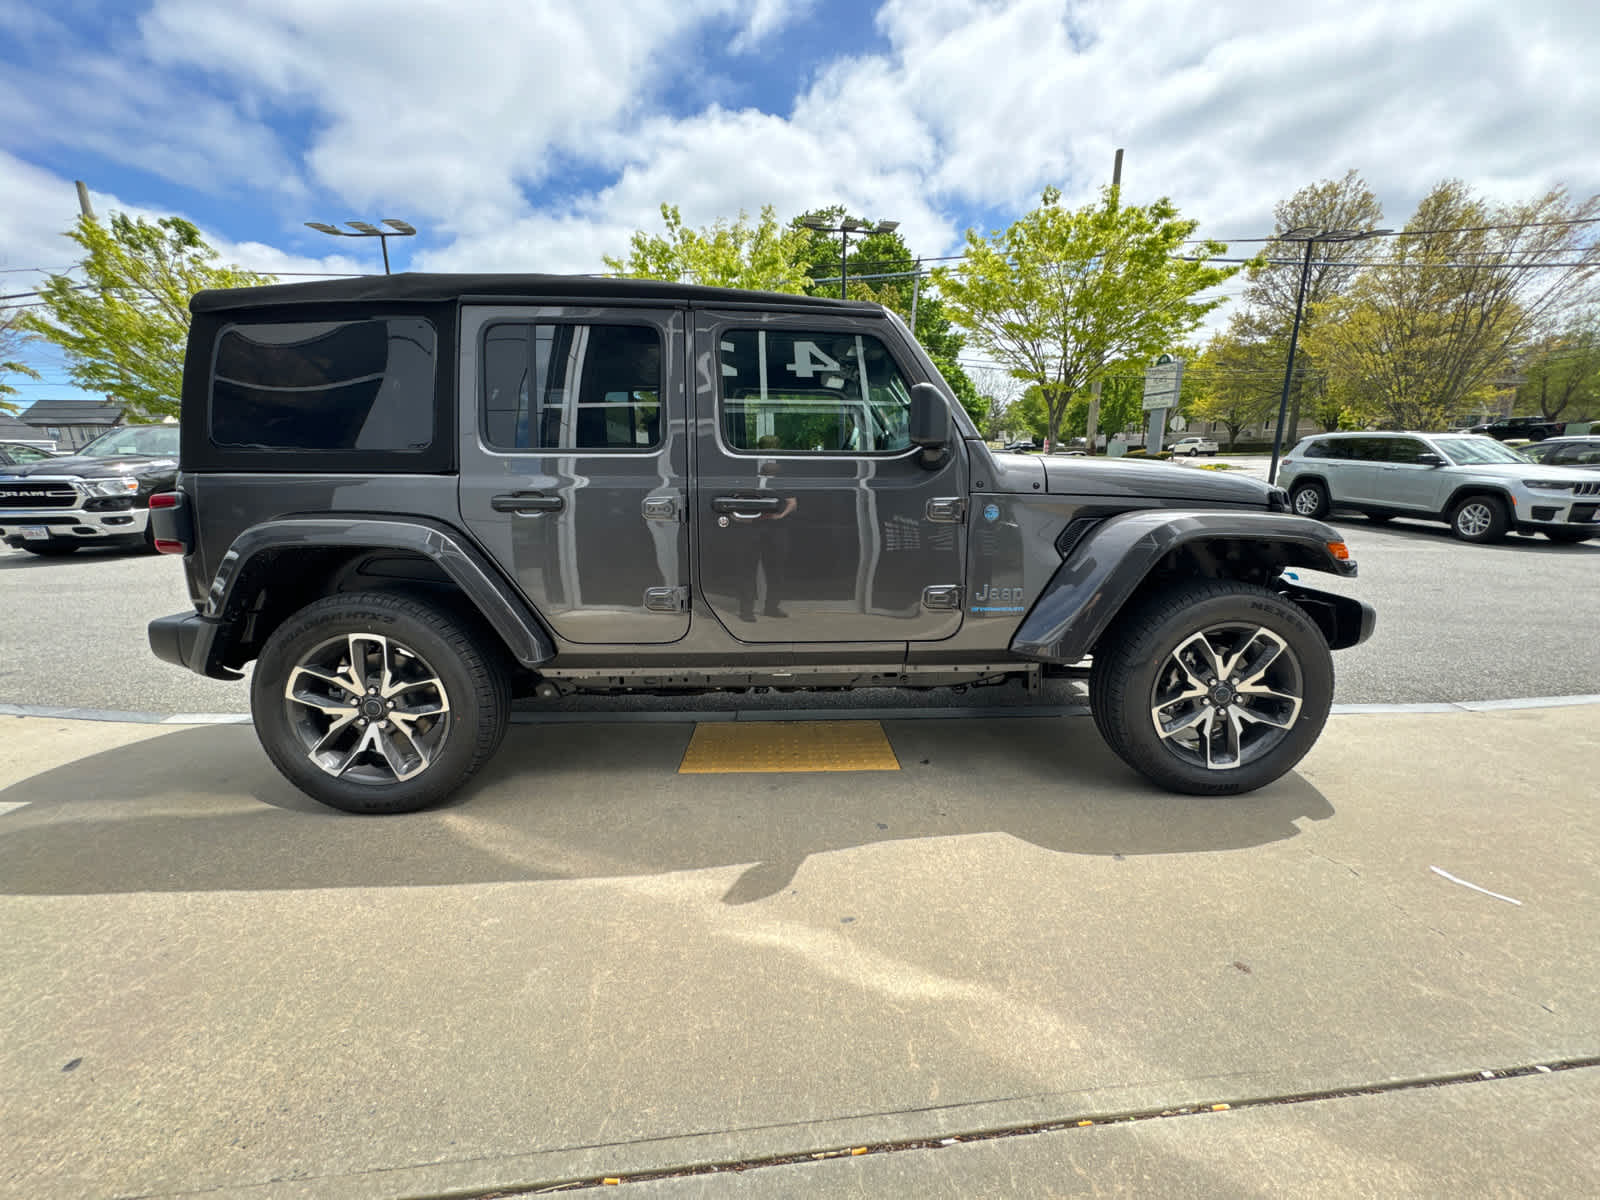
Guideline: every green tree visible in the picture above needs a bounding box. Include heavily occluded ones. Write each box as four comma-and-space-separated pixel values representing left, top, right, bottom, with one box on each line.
1311, 181, 1600, 430
1516, 319, 1600, 422
1187, 332, 1284, 447
792, 207, 983, 425
935, 186, 1240, 449
1233, 171, 1385, 436
23, 214, 273, 419
0, 304, 40, 415
605, 204, 812, 293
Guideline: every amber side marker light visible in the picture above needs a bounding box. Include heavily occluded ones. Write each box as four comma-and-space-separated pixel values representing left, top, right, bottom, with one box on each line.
1326, 541, 1350, 561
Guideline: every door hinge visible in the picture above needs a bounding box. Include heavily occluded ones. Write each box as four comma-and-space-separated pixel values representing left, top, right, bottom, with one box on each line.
642, 494, 681, 522
926, 497, 966, 523
644, 586, 690, 613
922, 585, 963, 611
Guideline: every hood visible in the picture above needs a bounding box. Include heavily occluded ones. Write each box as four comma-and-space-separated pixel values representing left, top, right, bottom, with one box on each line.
0, 453, 177, 480
1453, 461, 1596, 482
1039, 455, 1277, 505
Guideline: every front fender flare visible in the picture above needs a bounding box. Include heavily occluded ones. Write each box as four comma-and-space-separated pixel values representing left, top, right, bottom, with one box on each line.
201, 515, 556, 670
1009, 509, 1357, 664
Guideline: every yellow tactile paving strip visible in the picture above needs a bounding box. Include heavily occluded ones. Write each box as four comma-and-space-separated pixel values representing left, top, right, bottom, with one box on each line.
678, 720, 901, 774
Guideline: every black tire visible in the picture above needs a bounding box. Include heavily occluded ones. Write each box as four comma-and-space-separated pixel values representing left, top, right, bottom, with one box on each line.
1087, 580, 1334, 796
1545, 529, 1593, 544
1289, 480, 1329, 519
251, 591, 510, 814
19, 542, 80, 557
1450, 494, 1509, 543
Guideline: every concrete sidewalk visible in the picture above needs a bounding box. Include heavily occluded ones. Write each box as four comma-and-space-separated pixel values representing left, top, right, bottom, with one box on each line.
1, 706, 1596, 1198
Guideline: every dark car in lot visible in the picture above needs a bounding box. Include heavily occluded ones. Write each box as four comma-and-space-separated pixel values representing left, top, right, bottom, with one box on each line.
0, 424, 179, 555
0, 441, 61, 466
1517, 435, 1600, 469
1466, 417, 1566, 442
147, 273, 1374, 813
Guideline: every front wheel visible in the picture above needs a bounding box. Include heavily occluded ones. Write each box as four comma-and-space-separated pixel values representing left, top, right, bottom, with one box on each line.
251, 591, 510, 814
1450, 495, 1509, 543
1088, 580, 1334, 795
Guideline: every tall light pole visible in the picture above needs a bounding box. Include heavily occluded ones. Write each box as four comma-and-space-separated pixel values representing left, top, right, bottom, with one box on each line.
800, 216, 899, 298
1267, 226, 1389, 484
304, 219, 417, 274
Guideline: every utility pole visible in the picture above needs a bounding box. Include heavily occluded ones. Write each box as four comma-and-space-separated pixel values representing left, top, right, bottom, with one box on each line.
1083, 148, 1121, 454
75, 180, 95, 220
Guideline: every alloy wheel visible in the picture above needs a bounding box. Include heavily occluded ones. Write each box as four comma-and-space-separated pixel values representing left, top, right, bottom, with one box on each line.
283, 632, 452, 785
1148, 623, 1305, 771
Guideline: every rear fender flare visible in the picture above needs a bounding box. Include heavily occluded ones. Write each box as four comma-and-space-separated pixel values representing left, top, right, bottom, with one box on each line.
1009, 509, 1357, 664
203, 515, 556, 669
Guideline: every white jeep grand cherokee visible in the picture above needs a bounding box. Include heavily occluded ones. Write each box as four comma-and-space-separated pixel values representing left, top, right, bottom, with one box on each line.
1278, 431, 1598, 544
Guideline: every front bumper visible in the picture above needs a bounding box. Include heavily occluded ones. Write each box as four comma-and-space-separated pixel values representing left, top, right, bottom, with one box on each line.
0, 503, 150, 547
1513, 491, 1600, 533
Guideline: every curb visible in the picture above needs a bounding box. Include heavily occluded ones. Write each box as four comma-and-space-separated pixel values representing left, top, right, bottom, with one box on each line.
4, 695, 1599, 727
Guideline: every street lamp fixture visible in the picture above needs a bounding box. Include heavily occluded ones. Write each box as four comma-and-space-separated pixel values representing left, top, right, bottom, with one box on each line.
801, 215, 899, 298
304, 218, 418, 274
1267, 226, 1392, 484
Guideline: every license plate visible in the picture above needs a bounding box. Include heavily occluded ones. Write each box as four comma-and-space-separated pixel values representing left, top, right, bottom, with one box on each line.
19, 526, 49, 540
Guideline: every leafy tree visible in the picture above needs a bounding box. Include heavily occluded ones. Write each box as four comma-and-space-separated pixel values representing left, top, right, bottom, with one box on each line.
23, 214, 273, 419
1515, 319, 1600, 421
935, 186, 1240, 449
792, 206, 983, 424
1233, 171, 1385, 435
1187, 332, 1284, 447
1310, 181, 1600, 429
0, 304, 40, 415
605, 204, 812, 293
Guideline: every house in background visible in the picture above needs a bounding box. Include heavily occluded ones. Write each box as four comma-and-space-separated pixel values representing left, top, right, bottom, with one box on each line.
0, 411, 60, 450
18, 399, 126, 450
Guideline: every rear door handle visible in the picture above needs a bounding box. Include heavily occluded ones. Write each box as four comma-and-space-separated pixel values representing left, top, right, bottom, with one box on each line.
711, 495, 782, 514
492, 491, 565, 514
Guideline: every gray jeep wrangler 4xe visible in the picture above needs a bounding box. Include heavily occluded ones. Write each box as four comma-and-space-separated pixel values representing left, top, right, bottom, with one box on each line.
148, 274, 1374, 813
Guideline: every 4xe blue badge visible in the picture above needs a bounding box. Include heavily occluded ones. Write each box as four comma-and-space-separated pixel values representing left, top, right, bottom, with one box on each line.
983, 503, 1000, 522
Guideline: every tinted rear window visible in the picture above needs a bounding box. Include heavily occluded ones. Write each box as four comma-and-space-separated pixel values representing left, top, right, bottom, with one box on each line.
211, 319, 436, 452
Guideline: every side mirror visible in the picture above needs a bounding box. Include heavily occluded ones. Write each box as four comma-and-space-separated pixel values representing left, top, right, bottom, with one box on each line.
1417, 452, 1445, 467
908, 382, 948, 443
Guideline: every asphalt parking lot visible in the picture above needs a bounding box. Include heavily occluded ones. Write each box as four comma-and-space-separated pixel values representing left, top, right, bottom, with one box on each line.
2, 511, 1595, 715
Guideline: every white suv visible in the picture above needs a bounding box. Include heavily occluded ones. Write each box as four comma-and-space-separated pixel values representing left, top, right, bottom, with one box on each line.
1170, 435, 1219, 456
1278, 432, 1600, 544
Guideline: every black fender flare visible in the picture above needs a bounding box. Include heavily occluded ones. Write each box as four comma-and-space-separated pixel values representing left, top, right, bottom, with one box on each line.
197, 515, 556, 673
1009, 509, 1360, 664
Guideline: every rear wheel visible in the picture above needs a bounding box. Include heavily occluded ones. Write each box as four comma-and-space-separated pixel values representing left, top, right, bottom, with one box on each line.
1289, 481, 1329, 518
1088, 580, 1333, 795
251, 591, 510, 814
1450, 495, 1509, 543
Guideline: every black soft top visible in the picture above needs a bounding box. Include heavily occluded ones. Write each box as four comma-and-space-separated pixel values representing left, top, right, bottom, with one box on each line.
191, 272, 885, 315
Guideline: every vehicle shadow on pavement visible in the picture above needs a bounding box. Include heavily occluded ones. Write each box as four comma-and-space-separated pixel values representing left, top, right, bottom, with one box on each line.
0, 717, 1333, 899
0, 547, 153, 569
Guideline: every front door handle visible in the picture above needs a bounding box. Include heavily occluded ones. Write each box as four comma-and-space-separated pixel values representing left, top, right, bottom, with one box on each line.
711, 495, 782, 515
492, 491, 565, 514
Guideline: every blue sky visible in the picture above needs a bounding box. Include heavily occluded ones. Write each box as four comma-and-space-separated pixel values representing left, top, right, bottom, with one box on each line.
4, 0, 1598, 408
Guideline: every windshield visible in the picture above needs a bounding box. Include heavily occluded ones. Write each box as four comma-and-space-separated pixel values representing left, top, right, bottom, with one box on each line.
1432, 437, 1530, 465
78, 425, 181, 457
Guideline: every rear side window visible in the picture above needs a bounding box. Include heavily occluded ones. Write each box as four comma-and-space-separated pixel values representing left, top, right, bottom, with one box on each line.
480, 323, 662, 452
211, 319, 436, 451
